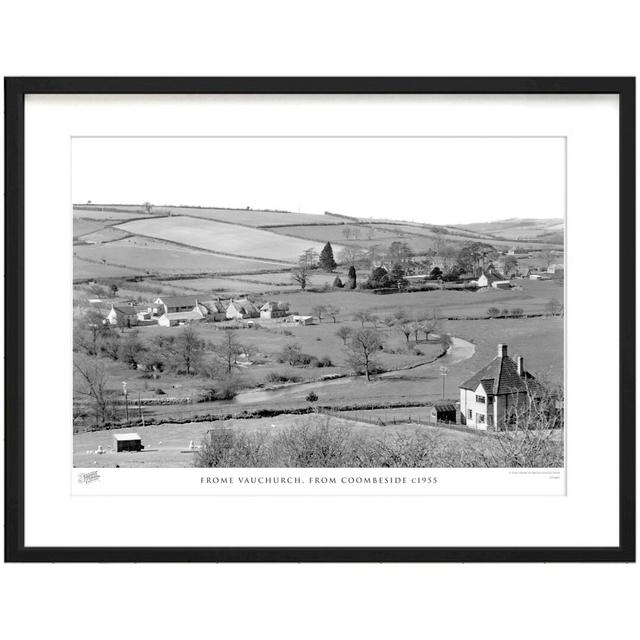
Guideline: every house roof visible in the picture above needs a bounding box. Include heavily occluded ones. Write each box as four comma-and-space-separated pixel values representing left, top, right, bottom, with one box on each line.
460, 353, 537, 395
111, 304, 148, 316
160, 310, 204, 321
478, 267, 505, 282
157, 295, 199, 308
260, 301, 287, 311
200, 300, 226, 313
230, 299, 257, 313
113, 433, 141, 441
433, 402, 457, 412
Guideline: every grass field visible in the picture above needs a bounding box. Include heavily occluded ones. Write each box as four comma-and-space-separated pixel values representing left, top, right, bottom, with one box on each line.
78, 227, 132, 244
115, 216, 342, 262
73, 242, 290, 277
73, 413, 478, 468
169, 207, 344, 226
161, 277, 299, 294
73, 258, 139, 279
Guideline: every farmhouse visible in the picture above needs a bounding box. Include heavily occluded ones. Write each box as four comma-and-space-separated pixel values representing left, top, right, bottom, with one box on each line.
529, 273, 550, 281
200, 299, 228, 322
106, 304, 152, 327
154, 295, 205, 315
226, 298, 259, 320
260, 301, 289, 319
113, 433, 143, 452
547, 263, 564, 275
157, 308, 205, 327
491, 280, 512, 290
477, 268, 506, 288
459, 344, 538, 431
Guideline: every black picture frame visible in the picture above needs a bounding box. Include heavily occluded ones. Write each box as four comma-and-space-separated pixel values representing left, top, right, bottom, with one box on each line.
4, 77, 635, 563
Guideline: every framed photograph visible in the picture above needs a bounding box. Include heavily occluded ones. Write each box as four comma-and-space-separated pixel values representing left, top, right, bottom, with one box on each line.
5, 77, 635, 562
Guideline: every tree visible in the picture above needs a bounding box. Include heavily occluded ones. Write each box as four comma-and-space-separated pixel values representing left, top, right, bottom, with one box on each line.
346, 265, 357, 289
120, 332, 144, 368
366, 265, 388, 289
324, 305, 340, 323
456, 242, 497, 273
546, 298, 564, 316
387, 241, 414, 266
388, 263, 408, 289
338, 246, 365, 268
298, 248, 319, 269
281, 343, 302, 366
487, 306, 500, 318
73, 356, 118, 428
396, 322, 413, 344
335, 326, 353, 345
341, 226, 353, 240
291, 264, 311, 291
332, 275, 344, 288
110, 283, 119, 297
353, 310, 376, 327
430, 266, 443, 280
539, 250, 555, 270
319, 242, 337, 271
143, 201, 153, 214
420, 311, 441, 341
312, 305, 326, 322
212, 330, 244, 375
174, 325, 205, 375
503, 255, 519, 276
346, 328, 384, 381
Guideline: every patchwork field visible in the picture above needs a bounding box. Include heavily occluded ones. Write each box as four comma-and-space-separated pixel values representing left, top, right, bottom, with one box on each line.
74, 241, 290, 277
78, 227, 132, 244
170, 207, 344, 226
73, 258, 139, 279
115, 216, 341, 262
161, 277, 299, 294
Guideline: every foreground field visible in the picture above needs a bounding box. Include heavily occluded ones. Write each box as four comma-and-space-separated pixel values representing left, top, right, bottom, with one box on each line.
73, 413, 480, 468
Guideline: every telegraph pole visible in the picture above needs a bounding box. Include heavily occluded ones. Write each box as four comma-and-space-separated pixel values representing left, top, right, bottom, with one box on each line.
122, 381, 129, 424
439, 366, 448, 400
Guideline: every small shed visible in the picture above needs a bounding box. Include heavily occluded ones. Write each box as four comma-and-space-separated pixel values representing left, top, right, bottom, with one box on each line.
429, 402, 458, 424
113, 432, 143, 452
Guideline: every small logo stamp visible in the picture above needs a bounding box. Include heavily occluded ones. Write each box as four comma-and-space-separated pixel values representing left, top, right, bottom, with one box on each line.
77, 470, 101, 484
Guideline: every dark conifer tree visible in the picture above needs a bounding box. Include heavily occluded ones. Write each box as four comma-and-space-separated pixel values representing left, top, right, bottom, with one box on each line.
319, 242, 337, 271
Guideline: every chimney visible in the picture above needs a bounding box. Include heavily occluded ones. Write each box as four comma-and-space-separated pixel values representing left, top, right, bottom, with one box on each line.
498, 343, 508, 358
517, 356, 524, 377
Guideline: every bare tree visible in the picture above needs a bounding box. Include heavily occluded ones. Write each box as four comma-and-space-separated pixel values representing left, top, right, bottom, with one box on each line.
211, 330, 243, 375
291, 264, 312, 291
353, 310, 375, 327
396, 321, 413, 344
335, 326, 353, 345
175, 325, 205, 375
324, 305, 340, 323
346, 328, 384, 381
546, 298, 564, 316
312, 305, 326, 322
73, 356, 118, 428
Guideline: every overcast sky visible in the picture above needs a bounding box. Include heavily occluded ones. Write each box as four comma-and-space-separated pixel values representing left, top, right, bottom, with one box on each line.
72, 137, 565, 225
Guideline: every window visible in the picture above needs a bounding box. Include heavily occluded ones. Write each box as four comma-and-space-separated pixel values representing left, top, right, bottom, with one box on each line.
467, 409, 473, 419
475, 395, 485, 403
478, 414, 485, 424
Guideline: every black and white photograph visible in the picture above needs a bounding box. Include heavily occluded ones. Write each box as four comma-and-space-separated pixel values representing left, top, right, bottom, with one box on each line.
72, 136, 565, 470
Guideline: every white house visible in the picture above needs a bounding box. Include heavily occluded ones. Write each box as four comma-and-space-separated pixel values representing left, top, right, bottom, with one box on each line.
477, 268, 505, 288
491, 280, 512, 290
106, 304, 151, 327
154, 295, 208, 316
260, 301, 290, 319
459, 344, 538, 430
226, 299, 259, 320
157, 308, 204, 327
